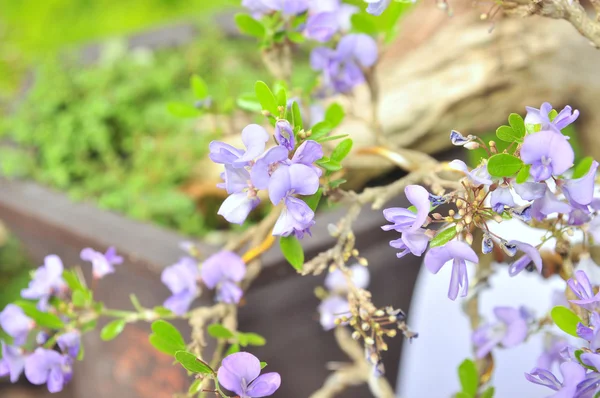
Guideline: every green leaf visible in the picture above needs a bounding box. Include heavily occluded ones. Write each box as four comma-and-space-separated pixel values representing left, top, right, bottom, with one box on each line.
62, 270, 85, 292
575, 349, 598, 371
100, 319, 126, 341
551, 306, 582, 337
516, 164, 531, 184
508, 113, 526, 140
226, 343, 240, 356
254, 81, 278, 116
153, 306, 174, 317
189, 379, 203, 395
280, 236, 304, 271
292, 101, 303, 131
458, 359, 478, 396
191, 75, 208, 100
487, 154, 523, 177
329, 178, 347, 189
310, 121, 333, 140
481, 386, 495, 398
175, 351, 213, 374
15, 301, 64, 329
237, 93, 262, 113
166, 102, 199, 118
207, 324, 235, 340
316, 134, 349, 143
77, 342, 85, 361
149, 334, 184, 356
242, 332, 266, 346
287, 31, 305, 43
304, 189, 322, 212
325, 103, 344, 128
151, 320, 186, 348
234, 13, 266, 38
455, 393, 472, 398
331, 138, 353, 163
572, 156, 594, 179
430, 226, 457, 248
316, 158, 342, 172
276, 88, 287, 114
72, 289, 92, 308
260, 361, 267, 369
351, 13, 378, 34
495, 125, 519, 143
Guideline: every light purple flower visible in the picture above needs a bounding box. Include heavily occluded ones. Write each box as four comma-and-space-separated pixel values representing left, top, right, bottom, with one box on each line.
365, 0, 391, 15
57, 332, 81, 359
450, 130, 475, 146
251, 146, 290, 190
218, 164, 261, 225
525, 362, 585, 397
448, 159, 493, 186
388, 229, 430, 258
324, 265, 370, 292
217, 352, 281, 398
201, 251, 246, 304
80, 246, 123, 279
472, 306, 529, 358
382, 185, 430, 232
0, 304, 33, 346
490, 186, 515, 213
274, 120, 295, 151
209, 124, 270, 168
562, 160, 599, 207
525, 102, 579, 132
514, 182, 547, 201
508, 240, 543, 276
269, 164, 320, 238
577, 353, 600, 397
568, 270, 600, 312
311, 34, 378, 93
318, 296, 350, 330
25, 348, 73, 393
305, 12, 338, 42
0, 343, 26, 382
242, 0, 272, 17
161, 257, 200, 315
291, 140, 323, 176
521, 130, 574, 181
576, 312, 600, 351
424, 241, 478, 300
530, 189, 572, 221
536, 335, 567, 371
21, 255, 66, 310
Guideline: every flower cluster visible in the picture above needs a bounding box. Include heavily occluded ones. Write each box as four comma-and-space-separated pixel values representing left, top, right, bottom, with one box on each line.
210, 122, 323, 238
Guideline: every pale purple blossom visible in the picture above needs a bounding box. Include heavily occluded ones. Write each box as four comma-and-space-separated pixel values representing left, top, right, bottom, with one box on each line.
577, 353, 600, 397
562, 160, 599, 207
274, 120, 295, 151
525, 362, 585, 397
490, 186, 515, 213
24, 348, 73, 393
568, 270, 600, 312
57, 332, 81, 359
530, 189, 572, 221
291, 140, 323, 177
424, 241, 478, 300
201, 251, 246, 304
521, 130, 574, 182
305, 12, 338, 42
251, 146, 290, 190
0, 304, 33, 346
450, 130, 475, 146
242, 0, 272, 17
448, 159, 493, 186
536, 335, 568, 371
508, 240, 543, 276
365, 0, 391, 15
324, 265, 370, 292
388, 229, 430, 258
0, 344, 26, 383
262, 0, 309, 15
209, 124, 270, 168
514, 182, 547, 201
525, 102, 579, 132
161, 257, 200, 315
472, 306, 529, 358
21, 255, 66, 310
80, 246, 123, 279
217, 352, 281, 398
576, 312, 600, 351
318, 296, 350, 330
382, 185, 430, 232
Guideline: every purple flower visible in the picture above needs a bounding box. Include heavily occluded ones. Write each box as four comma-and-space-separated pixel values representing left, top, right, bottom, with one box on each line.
80, 246, 123, 279
448, 160, 493, 186
21, 255, 66, 310
576, 312, 600, 351
324, 264, 370, 292
525, 102, 579, 132
365, 0, 391, 15
291, 140, 323, 176
269, 164, 320, 238
472, 306, 529, 358
209, 124, 270, 168
490, 186, 515, 213
525, 362, 585, 397
161, 257, 200, 315
508, 240, 543, 276
24, 348, 73, 393
217, 352, 281, 398
521, 130, 574, 181
388, 229, 430, 258
382, 185, 430, 232
305, 12, 338, 42
242, 0, 272, 17
577, 353, 600, 397
57, 332, 81, 359
537, 335, 567, 371
530, 189, 572, 221
514, 182, 547, 201
218, 163, 261, 225
0, 343, 26, 382
263, 0, 309, 15
562, 160, 599, 207
450, 130, 475, 146
318, 296, 350, 330
311, 34, 378, 93
424, 241, 478, 300
0, 304, 33, 346
201, 251, 246, 304
274, 120, 295, 151
568, 270, 600, 312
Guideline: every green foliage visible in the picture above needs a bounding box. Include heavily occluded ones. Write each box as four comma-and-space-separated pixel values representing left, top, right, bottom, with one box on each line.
516, 165, 531, 184
487, 154, 523, 178
324, 103, 345, 128
15, 300, 64, 329
255, 81, 279, 116
280, 236, 304, 271
331, 139, 353, 163
149, 320, 186, 356
100, 319, 126, 341
572, 156, 594, 179
430, 226, 457, 248
551, 306, 582, 337
235, 14, 267, 39
1, 35, 267, 236
175, 350, 213, 374
207, 323, 235, 339
458, 359, 478, 396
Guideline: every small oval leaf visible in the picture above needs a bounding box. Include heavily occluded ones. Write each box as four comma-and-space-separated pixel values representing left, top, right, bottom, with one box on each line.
487, 154, 523, 177
430, 226, 457, 248
100, 319, 126, 341
175, 351, 213, 374
280, 236, 304, 271
550, 306, 582, 337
